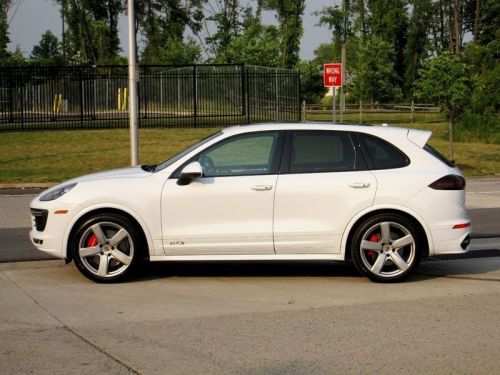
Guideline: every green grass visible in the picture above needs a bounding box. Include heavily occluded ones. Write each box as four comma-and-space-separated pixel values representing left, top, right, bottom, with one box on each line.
0, 128, 222, 183
0, 122, 498, 184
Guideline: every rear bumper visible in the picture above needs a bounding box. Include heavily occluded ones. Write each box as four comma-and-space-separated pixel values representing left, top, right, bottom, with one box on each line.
430, 226, 471, 256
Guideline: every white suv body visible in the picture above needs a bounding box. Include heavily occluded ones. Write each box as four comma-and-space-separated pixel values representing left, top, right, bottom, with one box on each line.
30, 123, 471, 282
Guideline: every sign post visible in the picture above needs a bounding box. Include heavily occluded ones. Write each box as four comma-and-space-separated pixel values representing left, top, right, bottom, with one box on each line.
323, 63, 342, 124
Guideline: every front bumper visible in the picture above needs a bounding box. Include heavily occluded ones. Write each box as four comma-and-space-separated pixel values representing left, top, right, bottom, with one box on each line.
29, 203, 76, 260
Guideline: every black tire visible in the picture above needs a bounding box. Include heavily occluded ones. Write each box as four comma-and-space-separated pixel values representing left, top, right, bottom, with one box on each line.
350, 213, 423, 282
71, 213, 145, 283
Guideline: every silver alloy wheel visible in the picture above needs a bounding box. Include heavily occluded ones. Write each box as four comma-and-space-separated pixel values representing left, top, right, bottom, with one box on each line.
78, 221, 134, 278
359, 221, 416, 278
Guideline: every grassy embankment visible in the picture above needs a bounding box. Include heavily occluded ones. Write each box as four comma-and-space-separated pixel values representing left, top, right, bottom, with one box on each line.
0, 120, 498, 184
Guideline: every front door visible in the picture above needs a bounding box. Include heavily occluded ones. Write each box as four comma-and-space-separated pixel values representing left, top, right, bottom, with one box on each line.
161, 131, 283, 255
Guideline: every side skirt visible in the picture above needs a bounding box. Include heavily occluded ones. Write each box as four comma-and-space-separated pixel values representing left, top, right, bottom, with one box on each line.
149, 254, 346, 262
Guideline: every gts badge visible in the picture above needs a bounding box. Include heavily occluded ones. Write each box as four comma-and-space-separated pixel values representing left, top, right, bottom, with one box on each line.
169, 241, 185, 246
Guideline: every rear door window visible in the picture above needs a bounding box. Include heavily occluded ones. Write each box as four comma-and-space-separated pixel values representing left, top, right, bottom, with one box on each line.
289, 131, 360, 173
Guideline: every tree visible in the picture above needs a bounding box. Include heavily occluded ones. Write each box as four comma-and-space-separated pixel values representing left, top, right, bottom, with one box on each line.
414, 52, 472, 158
205, 0, 241, 57
263, 0, 305, 68
474, 0, 499, 46
30, 31, 63, 64
350, 36, 402, 104
368, 0, 409, 86
138, 0, 205, 64
55, 0, 125, 64
403, 0, 433, 97
82, 0, 123, 57
143, 37, 201, 65
298, 60, 327, 104
0, 0, 11, 61
313, 43, 337, 65
213, 6, 281, 66
316, 2, 352, 48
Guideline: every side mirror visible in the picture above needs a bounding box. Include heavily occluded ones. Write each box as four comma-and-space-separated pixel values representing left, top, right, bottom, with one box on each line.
177, 161, 203, 185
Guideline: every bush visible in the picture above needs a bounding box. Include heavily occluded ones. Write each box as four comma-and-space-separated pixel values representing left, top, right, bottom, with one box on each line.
455, 111, 500, 144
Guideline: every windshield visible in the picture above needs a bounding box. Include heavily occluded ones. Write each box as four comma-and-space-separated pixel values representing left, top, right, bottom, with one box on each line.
153, 131, 223, 172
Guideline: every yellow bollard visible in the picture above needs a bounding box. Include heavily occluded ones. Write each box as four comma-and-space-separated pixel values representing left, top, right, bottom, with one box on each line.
118, 88, 122, 111
57, 94, 62, 113
52, 94, 58, 113
123, 88, 128, 111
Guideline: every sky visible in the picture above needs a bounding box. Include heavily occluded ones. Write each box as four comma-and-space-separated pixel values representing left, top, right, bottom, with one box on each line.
7, 0, 334, 61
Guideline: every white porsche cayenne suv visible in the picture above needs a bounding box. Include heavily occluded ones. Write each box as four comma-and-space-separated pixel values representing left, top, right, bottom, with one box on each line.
30, 123, 471, 283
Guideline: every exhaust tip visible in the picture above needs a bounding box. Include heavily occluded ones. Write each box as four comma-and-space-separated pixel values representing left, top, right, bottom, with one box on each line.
461, 235, 471, 250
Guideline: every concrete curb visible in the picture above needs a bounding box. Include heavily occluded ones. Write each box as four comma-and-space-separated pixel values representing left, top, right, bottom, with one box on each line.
0, 259, 65, 270
0, 183, 56, 189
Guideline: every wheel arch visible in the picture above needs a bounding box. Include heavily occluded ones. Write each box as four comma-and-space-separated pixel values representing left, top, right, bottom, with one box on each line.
342, 206, 432, 260
63, 205, 152, 262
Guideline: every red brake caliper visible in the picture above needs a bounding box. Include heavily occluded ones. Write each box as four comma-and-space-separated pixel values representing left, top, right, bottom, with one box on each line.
367, 234, 379, 257
86, 234, 98, 248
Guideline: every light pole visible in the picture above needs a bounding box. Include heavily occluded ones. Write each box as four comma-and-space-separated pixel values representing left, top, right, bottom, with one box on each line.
127, 0, 139, 166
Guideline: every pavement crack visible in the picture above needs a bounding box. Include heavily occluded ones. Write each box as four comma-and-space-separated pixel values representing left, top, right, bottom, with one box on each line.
3, 271, 142, 374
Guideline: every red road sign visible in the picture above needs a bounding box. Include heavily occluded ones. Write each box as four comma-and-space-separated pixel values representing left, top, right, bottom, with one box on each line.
324, 63, 342, 87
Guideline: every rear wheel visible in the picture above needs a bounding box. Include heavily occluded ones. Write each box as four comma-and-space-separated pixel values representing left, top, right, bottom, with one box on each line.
71, 213, 145, 283
351, 214, 422, 282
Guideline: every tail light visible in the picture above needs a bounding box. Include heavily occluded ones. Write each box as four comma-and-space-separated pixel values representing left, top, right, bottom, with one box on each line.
429, 175, 466, 190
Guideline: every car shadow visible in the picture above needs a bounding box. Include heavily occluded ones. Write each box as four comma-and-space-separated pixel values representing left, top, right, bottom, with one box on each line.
135, 256, 500, 283
417, 256, 500, 278
137, 260, 361, 281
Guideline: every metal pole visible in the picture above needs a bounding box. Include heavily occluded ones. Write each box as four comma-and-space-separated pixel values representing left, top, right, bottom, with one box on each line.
359, 100, 362, 124
61, 0, 66, 65
302, 100, 306, 123
333, 88, 336, 124
275, 68, 279, 122
411, 100, 415, 124
449, 116, 454, 161
127, 0, 139, 166
340, 42, 346, 123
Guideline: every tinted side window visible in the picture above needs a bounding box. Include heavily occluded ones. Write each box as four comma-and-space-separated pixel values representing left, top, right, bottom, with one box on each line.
359, 133, 410, 169
289, 131, 357, 173
197, 132, 279, 177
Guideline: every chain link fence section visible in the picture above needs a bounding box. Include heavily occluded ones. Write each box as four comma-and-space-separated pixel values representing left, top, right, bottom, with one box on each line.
0, 64, 300, 132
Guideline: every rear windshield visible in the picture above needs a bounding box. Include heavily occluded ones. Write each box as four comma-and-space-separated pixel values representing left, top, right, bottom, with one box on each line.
424, 144, 455, 167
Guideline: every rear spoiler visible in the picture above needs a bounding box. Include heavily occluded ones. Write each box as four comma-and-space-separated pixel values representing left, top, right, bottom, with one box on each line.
407, 129, 432, 148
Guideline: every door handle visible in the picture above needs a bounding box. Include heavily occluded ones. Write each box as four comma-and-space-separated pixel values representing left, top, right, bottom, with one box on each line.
349, 182, 371, 188
251, 185, 273, 191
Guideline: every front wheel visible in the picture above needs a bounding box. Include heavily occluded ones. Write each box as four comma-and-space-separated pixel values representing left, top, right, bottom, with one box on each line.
71, 213, 145, 283
351, 214, 423, 282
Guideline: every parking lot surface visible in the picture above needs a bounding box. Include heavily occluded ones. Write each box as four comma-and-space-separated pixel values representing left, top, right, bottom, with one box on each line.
1, 258, 500, 374
1, 177, 499, 373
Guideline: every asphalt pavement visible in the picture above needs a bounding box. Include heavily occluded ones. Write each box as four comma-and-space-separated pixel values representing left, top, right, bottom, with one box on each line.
1, 257, 500, 374
1, 178, 499, 262
1, 178, 500, 374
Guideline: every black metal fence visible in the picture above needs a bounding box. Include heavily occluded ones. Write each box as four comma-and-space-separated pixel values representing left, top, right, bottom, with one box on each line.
0, 64, 300, 132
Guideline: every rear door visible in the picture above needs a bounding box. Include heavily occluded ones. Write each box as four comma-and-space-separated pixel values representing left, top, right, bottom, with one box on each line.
273, 130, 377, 254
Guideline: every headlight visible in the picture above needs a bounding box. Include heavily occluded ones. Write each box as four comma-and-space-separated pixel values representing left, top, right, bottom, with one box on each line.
40, 183, 77, 201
